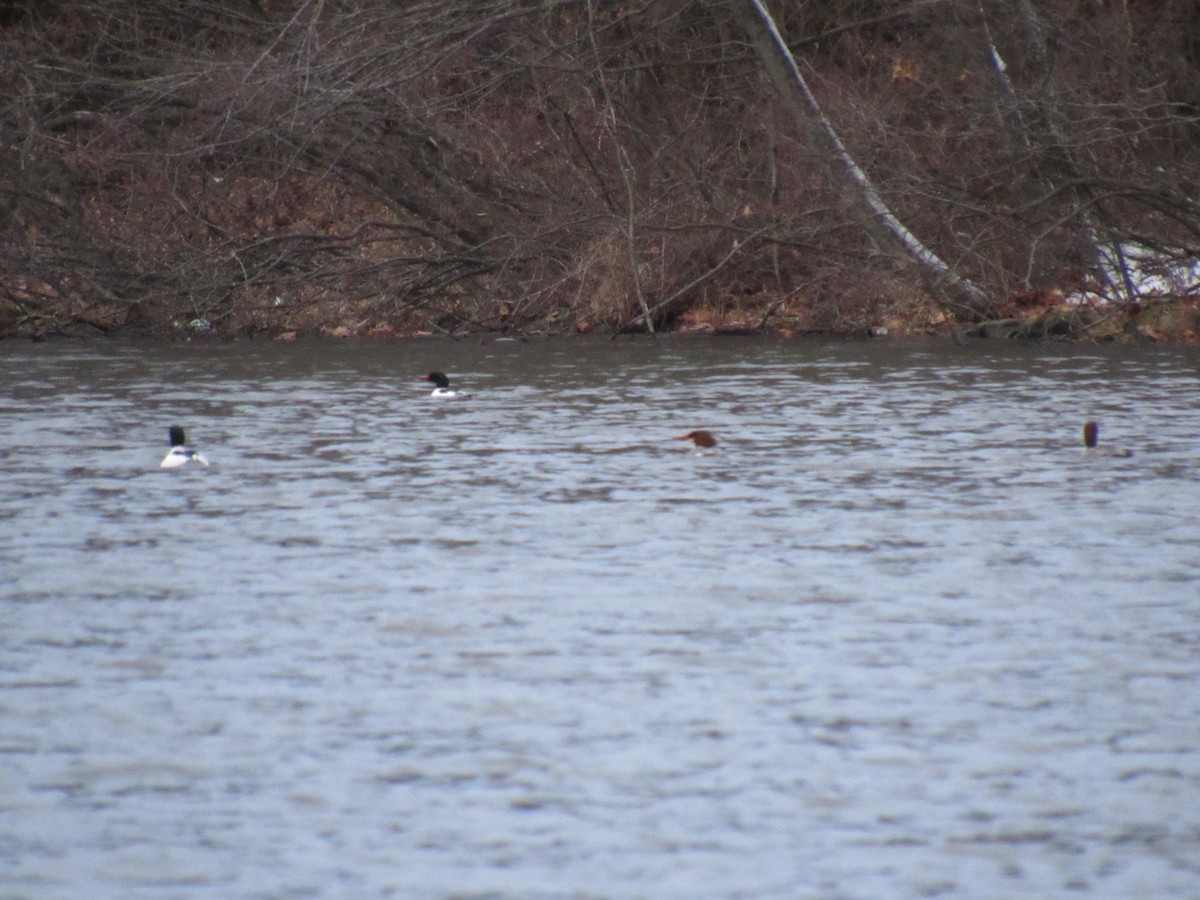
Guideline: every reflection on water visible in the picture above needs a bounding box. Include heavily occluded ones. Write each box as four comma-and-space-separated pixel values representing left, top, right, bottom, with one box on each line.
2, 336, 1199, 897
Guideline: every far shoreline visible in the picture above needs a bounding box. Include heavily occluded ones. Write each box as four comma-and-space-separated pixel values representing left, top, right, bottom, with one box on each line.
6, 292, 1197, 345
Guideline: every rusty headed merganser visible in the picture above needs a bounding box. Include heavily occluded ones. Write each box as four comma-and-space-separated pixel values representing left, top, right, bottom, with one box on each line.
676, 430, 718, 450
1082, 421, 1132, 458
160, 425, 209, 469
420, 371, 465, 398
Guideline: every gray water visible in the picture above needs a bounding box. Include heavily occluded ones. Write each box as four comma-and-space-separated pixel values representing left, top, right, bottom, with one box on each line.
2, 336, 1199, 899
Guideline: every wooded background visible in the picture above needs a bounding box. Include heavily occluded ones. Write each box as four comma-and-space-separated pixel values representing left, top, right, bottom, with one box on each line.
3, 0, 1199, 337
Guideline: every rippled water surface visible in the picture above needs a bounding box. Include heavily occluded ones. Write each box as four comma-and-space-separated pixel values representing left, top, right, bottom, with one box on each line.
2, 336, 1199, 898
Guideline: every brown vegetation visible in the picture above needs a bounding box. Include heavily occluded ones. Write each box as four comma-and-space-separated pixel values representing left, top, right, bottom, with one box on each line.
2, 0, 1199, 340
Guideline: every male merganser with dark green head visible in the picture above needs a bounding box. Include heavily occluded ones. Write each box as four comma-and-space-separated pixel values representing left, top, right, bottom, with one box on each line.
420, 371, 465, 398
160, 425, 209, 468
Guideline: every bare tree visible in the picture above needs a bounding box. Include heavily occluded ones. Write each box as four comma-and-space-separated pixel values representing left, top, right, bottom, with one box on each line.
714, 0, 994, 316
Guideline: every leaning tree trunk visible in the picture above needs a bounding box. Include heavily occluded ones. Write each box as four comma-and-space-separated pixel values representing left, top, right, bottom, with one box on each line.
979, 0, 1128, 304
717, 0, 996, 317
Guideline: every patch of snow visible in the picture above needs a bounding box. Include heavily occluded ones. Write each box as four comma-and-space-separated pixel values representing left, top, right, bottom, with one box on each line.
1063, 244, 1200, 306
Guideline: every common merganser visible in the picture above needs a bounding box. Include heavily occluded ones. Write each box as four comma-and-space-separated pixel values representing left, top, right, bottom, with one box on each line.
676, 430, 718, 450
1082, 421, 1132, 457
420, 371, 465, 398
160, 425, 209, 468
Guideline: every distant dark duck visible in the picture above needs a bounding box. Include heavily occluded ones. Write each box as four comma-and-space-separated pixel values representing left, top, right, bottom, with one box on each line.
1082, 421, 1132, 458
676, 430, 718, 449
419, 371, 464, 398
160, 425, 209, 468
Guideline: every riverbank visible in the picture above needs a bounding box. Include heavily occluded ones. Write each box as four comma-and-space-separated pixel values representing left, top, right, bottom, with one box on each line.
6, 3, 1199, 349
5, 286, 1197, 344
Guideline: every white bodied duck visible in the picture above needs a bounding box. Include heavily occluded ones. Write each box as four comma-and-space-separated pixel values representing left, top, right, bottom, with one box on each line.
160, 425, 209, 468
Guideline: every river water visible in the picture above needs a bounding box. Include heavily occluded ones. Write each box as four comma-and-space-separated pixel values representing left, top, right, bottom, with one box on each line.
2, 336, 1198, 898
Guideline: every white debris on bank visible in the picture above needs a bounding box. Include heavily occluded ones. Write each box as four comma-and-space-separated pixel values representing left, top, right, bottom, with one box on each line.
1064, 244, 1200, 306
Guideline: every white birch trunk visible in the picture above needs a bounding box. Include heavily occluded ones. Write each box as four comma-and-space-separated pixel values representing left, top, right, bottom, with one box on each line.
726, 0, 993, 313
